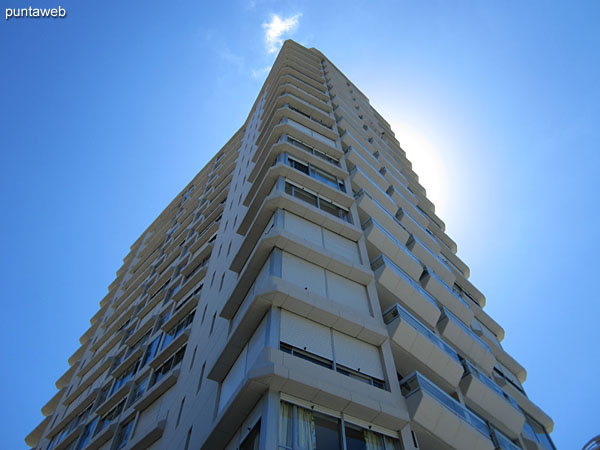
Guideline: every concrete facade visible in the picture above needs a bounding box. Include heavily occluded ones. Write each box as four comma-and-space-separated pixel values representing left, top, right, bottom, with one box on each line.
27, 40, 555, 450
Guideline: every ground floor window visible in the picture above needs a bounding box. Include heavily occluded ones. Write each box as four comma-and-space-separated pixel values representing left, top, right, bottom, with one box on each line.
278, 401, 400, 450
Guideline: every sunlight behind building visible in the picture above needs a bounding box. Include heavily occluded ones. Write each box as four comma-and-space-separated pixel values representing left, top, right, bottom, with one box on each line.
392, 123, 449, 218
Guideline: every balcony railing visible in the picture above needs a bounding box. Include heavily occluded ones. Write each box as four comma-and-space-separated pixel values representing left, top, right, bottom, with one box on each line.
361, 217, 419, 264
400, 372, 491, 439
282, 134, 340, 166
383, 303, 459, 363
371, 254, 437, 309
491, 426, 522, 450
462, 360, 520, 411
423, 267, 469, 309
354, 189, 408, 235
281, 153, 345, 192
284, 181, 351, 223
282, 117, 337, 147
441, 307, 492, 355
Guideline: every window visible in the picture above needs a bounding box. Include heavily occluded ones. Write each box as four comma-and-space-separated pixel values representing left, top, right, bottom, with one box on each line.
111, 360, 138, 395
523, 414, 556, 450
285, 135, 340, 166
141, 335, 161, 367
126, 330, 150, 358
289, 157, 309, 175
284, 181, 351, 223
240, 420, 261, 450
280, 311, 385, 389
128, 376, 149, 407
280, 343, 385, 390
150, 345, 186, 387
96, 384, 110, 409
75, 417, 98, 450
161, 309, 195, 350
285, 154, 345, 192
278, 402, 400, 450
94, 400, 125, 437
114, 418, 135, 449
280, 343, 333, 369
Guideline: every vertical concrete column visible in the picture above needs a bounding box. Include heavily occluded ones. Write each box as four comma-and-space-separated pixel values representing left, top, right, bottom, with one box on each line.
259, 389, 280, 449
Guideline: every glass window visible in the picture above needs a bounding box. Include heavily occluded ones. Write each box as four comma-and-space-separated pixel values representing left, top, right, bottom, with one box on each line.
294, 186, 319, 207
75, 417, 98, 450
96, 385, 110, 409
279, 402, 400, 450
290, 158, 310, 175
319, 198, 340, 217
128, 376, 149, 406
114, 419, 134, 449
141, 335, 161, 367
314, 413, 341, 449
240, 420, 261, 450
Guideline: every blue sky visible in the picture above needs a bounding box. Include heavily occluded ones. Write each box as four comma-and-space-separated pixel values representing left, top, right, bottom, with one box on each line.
1, 1, 598, 448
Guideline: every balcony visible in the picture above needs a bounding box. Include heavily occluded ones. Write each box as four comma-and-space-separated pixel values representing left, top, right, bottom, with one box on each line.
354, 189, 410, 246
407, 234, 455, 287
380, 166, 418, 205
51, 387, 99, 440
41, 387, 65, 416
227, 216, 369, 320
426, 219, 457, 253
134, 369, 180, 412
460, 361, 525, 439
276, 72, 329, 103
125, 419, 166, 450
25, 415, 51, 447
253, 116, 341, 173
210, 272, 386, 385
278, 93, 334, 128
243, 153, 351, 229
362, 218, 423, 281
233, 179, 360, 272
494, 372, 554, 434
371, 254, 441, 328
400, 372, 494, 450
420, 268, 473, 326
249, 132, 342, 186
521, 415, 556, 450
384, 304, 463, 391
437, 308, 496, 374
471, 320, 526, 384
349, 166, 396, 215
395, 208, 441, 256
466, 297, 506, 346
55, 361, 79, 390
274, 81, 332, 113
386, 185, 430, 230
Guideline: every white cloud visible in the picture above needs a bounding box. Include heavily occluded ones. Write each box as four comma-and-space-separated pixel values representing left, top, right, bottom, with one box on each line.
252, 65, 272, 79
262, 13, 301, 54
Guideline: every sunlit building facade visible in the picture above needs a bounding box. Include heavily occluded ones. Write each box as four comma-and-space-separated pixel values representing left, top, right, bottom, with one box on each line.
27, 40, 555, 450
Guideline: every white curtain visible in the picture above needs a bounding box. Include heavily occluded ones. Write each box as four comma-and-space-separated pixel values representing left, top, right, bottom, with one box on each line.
297, 407, 317, 450
364, 430, 385, 450
278, 402, 293, 449
384, 435, 399, 450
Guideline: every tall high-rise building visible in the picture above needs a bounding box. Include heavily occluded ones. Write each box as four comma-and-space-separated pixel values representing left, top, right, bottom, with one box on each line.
26, 40, 555, 450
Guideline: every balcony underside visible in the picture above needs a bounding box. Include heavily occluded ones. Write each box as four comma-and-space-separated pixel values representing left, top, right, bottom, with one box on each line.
406, 390, 494, 450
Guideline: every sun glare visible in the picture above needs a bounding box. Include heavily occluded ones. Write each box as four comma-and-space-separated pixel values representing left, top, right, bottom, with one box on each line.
391, 123, 449, 218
